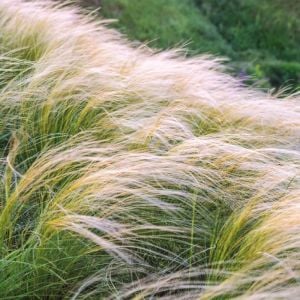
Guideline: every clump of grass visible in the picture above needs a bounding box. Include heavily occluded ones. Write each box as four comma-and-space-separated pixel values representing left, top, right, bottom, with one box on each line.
0, 1, 299, 299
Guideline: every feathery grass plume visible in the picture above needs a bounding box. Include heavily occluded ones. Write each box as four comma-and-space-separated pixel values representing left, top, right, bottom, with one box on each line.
0, 0, 299, 298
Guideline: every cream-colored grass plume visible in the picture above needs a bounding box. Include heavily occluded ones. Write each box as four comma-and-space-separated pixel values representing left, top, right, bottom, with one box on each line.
0, 0, 299, 299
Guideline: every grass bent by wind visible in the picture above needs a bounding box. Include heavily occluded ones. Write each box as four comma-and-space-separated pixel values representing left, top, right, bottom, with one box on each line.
0, 1, 299, 299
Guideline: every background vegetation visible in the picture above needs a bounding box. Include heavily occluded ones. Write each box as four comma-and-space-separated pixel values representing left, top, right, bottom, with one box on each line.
82, 0, 300, 93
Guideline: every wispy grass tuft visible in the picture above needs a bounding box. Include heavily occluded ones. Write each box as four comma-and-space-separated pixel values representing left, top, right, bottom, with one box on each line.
0, 1, 299, 299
